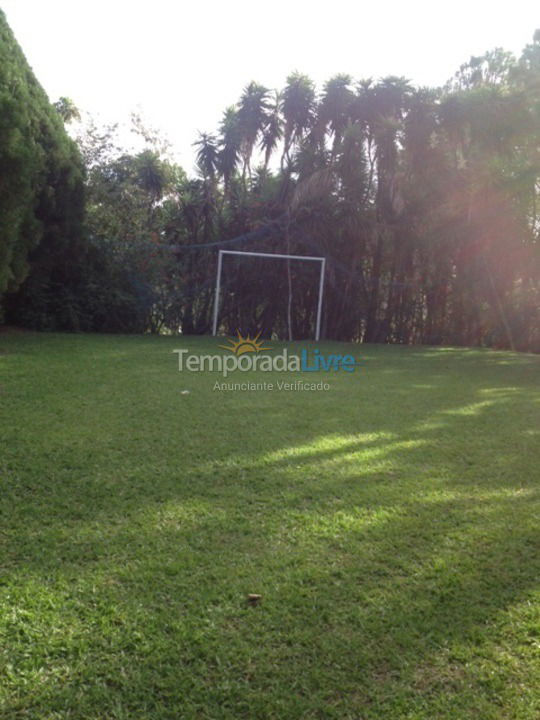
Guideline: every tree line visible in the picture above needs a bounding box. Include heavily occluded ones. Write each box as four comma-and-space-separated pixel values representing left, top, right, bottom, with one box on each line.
1, 9, 539, 351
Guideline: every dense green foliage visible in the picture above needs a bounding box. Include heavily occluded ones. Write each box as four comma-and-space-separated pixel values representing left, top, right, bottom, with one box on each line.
0, 9, 84, 300
1, 331, 540, 717
72, 38, 540, 349
0, 13, 145, 333
1, 11, 538, 349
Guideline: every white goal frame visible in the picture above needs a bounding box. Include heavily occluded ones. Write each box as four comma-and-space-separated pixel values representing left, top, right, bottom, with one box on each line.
212, 249, 326, 341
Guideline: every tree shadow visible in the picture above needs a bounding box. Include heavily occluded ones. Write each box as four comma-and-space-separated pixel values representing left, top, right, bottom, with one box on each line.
1, 335, 540, 717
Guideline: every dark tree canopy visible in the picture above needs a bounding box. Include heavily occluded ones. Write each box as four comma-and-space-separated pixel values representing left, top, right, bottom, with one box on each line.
0, 9, 84, 296
1, 11, 539, 350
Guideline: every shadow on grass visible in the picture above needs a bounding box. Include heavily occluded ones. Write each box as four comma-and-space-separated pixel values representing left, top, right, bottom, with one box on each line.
1, 336, 540, 718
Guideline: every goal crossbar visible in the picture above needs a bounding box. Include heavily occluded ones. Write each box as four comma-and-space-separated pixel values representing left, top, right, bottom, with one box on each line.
212, 249, 326, 341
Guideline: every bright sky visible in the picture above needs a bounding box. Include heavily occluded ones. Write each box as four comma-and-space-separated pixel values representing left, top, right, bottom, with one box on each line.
2, 0, 539, 172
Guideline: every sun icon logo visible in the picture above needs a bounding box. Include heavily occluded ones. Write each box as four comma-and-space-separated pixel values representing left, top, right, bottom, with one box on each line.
219, 331, 271, 356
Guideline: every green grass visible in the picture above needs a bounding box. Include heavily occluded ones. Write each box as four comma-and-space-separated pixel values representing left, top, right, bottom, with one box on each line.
1, 331, 540, 719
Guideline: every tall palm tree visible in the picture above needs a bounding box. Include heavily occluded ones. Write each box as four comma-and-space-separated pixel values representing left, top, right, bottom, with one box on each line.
362, 77, 411, 342
194, 132, 219, 181
318, 74, 355, 159
193, 133, 219, 242
280, 72, 316, 170
260, 91, 282, 171
371, 76, 412, 119
217, 107, 242, 195
237, 82, 271, 187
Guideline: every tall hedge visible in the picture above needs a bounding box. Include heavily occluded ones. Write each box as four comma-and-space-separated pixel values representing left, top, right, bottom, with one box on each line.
0, 8, 84, 298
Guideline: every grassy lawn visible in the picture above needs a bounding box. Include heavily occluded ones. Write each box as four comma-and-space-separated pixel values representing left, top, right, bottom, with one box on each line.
1, 331, 540, 719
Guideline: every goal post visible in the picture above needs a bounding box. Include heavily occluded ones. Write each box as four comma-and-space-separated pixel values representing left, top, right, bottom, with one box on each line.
212, 249, 326, 341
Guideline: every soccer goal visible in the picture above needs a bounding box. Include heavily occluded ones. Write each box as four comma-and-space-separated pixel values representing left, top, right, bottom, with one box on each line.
212, 249, 326, 341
